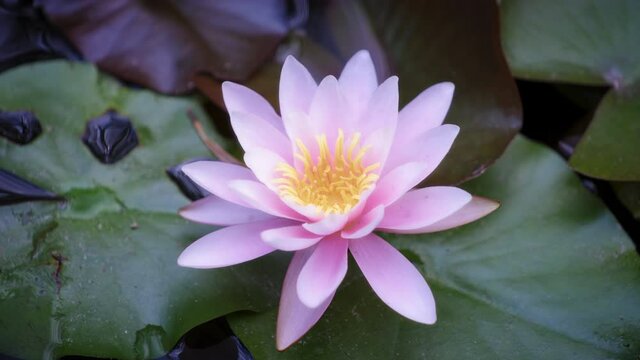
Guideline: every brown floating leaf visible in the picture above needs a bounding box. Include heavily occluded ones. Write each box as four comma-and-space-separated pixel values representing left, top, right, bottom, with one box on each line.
41, 0, 294, 93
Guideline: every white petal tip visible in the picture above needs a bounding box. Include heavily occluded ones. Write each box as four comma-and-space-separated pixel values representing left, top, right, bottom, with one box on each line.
296, 286, 326, 309
276, 337, 296, 351
432, 81, 455, 96
406, 308, 437, 325
354, 49, 371, 58
441, 123, 460, 136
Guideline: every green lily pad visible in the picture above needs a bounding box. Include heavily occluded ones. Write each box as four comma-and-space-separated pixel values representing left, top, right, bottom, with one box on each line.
229, 136, 640, 359
500, 0, 640, 86
568, 86, 640, 180
613, 182, 640, 221
0, 61, 288, 359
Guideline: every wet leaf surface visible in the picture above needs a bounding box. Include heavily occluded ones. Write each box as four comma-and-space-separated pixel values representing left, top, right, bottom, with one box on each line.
500, 0, 640, 86
569, 86, 640, 181
0, 109, 42, 144
229, 137, 640, 359
40, 0, 295, 93
0, 61, 286, 359
613, 182, 640, 221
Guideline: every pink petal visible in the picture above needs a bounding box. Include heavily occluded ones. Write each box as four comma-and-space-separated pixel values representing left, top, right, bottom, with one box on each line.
383, 123, 459, 175
181, 161, 257, 206
296, 235, 348, 308
377, 187, 471, 231
280, 56, 317, 142
179, 196, 273, 225
302, 213, 349, 235
177, 219, 292, 269
261, 225, 323, 251
366, 162, 426, 207
309, 75, 351, 145
360, 76, 398, 135
396, 82, 455, 142
222, 81, 284, 132
243, 148, 288, 191
350, 233, 436, 324
385, 196, 500, 234
339, 50, 378, 119
342, 205, 385, 239
277, 249, 335, 350
228, 180, 305, 221
229, 111, 291, 161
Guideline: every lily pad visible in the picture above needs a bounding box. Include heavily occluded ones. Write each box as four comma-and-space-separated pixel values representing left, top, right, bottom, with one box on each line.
40, 0, 293, 93
0, 61, 288, 359
613, 182, 640, 221
500, 0, 640, 86
229, 136, 640, 359
569, 86, 640, 181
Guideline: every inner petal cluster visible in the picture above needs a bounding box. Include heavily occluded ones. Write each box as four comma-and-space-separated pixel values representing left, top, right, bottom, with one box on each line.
274, 129, 380, 214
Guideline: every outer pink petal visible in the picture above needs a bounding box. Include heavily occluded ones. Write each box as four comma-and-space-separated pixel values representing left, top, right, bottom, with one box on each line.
377, 187, 471, 231
222, 81, 284, 132
228, 180, 306, 221
359, 77, 398, 167
261, 225, 323, 251
277, 249, 335, 350
229, 111, 291, 161
342, 205, 385, 239
339, 50, 378, 119
280, 56, 317, 142
302, 213, 349, 236
181, 161, 257, 206
383, 123, 459, 175
296, 235, 348, 308
384, 196, 500, 234
177, 219, 292, 269
243, 148, 287, 191
179, 196, 273, 225
360, 76, 398, 134
350, 233, 436, 324
309, 75, 351, 145
396, 82, 454, 142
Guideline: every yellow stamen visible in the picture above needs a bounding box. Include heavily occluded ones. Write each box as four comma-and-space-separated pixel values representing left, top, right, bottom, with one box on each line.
274, 129, 380, 214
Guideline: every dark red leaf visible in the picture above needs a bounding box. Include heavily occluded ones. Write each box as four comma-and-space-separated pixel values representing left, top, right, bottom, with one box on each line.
41, 0, 295, 93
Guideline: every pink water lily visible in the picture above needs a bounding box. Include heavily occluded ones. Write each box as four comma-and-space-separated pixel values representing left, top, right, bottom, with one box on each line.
177, 50, 499, 350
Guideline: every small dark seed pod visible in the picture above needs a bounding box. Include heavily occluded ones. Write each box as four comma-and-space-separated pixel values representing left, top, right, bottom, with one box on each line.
0, 169, 60, 205
166, 159, 212, 201
82, 110, 139, 164
0, 110, 42, 144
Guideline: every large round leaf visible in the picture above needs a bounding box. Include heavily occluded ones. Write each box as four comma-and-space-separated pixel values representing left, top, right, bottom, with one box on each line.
229, 136, 640, 359
500, 0, 640, 86
0, 61, 287, 359
40, 0, 292, 94
569, 86, 640, 180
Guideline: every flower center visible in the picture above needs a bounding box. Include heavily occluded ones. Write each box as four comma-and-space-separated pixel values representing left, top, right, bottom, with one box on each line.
274, 129, 380, 214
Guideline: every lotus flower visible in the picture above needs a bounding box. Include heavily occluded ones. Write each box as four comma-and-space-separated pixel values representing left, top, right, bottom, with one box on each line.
177, 50, 499, 350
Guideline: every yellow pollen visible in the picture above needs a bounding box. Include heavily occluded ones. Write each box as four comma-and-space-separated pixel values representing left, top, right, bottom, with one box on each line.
274, 129, 380, 214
